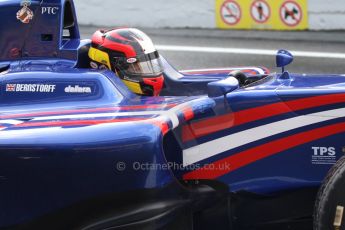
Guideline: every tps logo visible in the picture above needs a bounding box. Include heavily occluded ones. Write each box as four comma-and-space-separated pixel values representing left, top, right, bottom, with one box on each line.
312, 147, 336, 156
311, 147, 337, 165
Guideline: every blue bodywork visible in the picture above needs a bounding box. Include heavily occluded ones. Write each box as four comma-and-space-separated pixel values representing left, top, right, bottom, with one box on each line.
1, 0, 345, 229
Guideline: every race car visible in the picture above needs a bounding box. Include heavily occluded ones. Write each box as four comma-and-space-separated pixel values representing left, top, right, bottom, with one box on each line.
1, 0, 345, 230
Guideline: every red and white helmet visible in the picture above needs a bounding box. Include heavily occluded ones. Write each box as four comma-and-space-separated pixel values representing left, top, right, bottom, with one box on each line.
88, 28, 164, 96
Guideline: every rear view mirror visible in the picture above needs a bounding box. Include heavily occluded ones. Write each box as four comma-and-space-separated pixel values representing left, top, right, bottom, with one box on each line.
207, 77, 239, 97
276, 49, 293, 73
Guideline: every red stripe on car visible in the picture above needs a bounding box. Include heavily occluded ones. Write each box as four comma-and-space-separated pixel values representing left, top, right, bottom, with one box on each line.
14, 118, 145, 128
182, 93, 345, 142
183, 121, 345, 180
13, 118, 171, 135
0, 104, 177, 120
182, 107, 195, 121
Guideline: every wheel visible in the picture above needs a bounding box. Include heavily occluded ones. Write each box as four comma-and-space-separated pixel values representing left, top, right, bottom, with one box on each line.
314, 156, 345, 230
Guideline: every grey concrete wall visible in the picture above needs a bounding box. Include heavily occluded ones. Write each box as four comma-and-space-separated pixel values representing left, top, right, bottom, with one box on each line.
74, 0, 345, 30
308, 0, 345, 30
74, 0, 215, 28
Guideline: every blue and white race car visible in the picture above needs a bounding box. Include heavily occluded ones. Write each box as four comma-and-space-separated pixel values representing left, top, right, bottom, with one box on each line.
0, 0, 344, 230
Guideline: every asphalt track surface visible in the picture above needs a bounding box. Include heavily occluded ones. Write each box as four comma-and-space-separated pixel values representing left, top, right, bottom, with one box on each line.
80, 26, 345, 75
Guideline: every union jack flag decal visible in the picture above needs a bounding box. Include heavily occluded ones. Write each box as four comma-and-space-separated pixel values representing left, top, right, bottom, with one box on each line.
6, 84, 16, 92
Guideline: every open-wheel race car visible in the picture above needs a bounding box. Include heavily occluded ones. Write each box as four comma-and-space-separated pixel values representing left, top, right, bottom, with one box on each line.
1, 0, 345, 230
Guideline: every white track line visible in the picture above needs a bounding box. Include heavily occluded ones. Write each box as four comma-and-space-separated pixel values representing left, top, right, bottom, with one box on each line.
180, 67, 266, 74
156, 45, 345, 59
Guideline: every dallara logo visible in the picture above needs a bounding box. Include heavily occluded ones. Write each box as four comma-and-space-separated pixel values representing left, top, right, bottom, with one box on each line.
64, 85, 92, 93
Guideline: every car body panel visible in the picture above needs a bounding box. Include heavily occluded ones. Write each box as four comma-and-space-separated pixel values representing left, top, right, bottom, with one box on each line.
0, 0, 344, 229
181, 74, 345, 194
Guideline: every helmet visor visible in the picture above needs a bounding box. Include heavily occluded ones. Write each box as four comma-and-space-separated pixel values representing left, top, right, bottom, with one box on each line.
115, 51, 163, 78
126, 58, 163, 75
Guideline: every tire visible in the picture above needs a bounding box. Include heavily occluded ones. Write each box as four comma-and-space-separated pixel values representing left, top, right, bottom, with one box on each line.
314, 156, 345, 230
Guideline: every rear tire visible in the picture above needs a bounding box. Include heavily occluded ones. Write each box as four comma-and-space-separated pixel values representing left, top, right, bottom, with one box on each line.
314, 156, 345, 230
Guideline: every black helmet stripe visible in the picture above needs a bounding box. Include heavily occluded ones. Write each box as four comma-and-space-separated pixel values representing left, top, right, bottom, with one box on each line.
104, 33, 143, 56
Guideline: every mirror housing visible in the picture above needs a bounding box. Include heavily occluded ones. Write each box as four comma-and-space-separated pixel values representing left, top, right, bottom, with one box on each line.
63, 1, 76, 29
276, 49, 293, 73
207, 77, 239, 97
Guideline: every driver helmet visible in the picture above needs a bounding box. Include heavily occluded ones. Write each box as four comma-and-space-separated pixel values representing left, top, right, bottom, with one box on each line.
88, 28, 164, 96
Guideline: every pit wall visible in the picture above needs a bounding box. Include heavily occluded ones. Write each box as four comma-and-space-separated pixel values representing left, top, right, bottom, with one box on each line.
74, 0, 345, 30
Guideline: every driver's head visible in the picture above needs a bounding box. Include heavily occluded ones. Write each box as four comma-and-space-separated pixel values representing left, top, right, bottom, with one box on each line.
88, 28, 164, 96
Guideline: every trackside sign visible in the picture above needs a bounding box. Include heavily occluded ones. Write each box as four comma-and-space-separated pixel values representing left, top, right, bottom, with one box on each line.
215, 0, 308, 30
